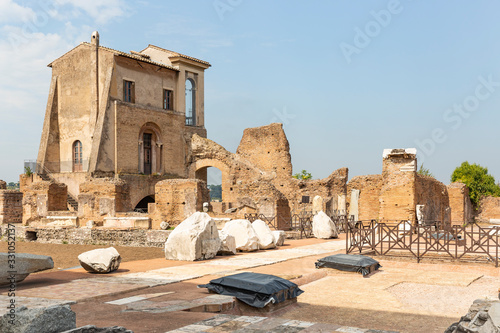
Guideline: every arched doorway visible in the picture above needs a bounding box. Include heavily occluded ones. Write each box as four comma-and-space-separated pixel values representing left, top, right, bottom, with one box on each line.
206, 167, 222, 202
138, 123, 162, 175
134, 195, 155, 213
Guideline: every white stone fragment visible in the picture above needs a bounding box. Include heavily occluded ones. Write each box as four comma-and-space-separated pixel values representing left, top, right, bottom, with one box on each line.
78, 247, 121, 273
312, 211, 338, 239
272, 230, 286, 247
217, 230, 236, 255
251, 219, 276, 250
221, 219, 259, 252
164, 212, 220, 261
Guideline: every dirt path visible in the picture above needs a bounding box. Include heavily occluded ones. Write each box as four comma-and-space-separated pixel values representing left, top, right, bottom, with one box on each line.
0, 241, 165, 272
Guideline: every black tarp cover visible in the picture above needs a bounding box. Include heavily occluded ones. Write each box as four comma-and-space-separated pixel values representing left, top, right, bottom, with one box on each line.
197, 272, 304, 308
315, 254, 381, 276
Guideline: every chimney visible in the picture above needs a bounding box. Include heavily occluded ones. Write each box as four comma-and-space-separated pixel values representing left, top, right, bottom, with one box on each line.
91, 31, 99, 47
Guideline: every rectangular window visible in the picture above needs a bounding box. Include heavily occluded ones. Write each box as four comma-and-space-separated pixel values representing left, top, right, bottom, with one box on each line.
123, 80, 135, 103
163, 89, 173, 110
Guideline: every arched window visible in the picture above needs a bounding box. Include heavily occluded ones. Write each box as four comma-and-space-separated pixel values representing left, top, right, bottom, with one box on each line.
73, 140, 83, 172
185, 78, 196, 126
138, 123, 162, 175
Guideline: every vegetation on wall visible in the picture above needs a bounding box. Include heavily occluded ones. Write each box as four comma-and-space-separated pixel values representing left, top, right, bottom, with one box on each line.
417, 164, 434, 178
292, 169, 312, 180
451, 161, 500, 207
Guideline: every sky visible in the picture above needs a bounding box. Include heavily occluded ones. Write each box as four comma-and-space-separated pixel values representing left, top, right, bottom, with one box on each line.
1, 0, 500, 185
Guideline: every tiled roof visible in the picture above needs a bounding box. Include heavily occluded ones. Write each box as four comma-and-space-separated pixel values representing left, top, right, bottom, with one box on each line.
142, 44, 211, 67
48, 42, 180, 72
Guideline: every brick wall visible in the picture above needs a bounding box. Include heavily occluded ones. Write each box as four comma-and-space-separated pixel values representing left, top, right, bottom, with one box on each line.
22, 181, 67, 224
0, 190, 23, 224
415, 174, 451, 225
347, 175, 383, 221
447, 182, 473, 224
151, 179, 209, 228
477, 196, 500, 222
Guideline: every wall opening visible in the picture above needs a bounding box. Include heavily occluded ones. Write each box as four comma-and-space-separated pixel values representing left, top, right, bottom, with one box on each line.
134, 195, 155, 213
185, 78, 196, 126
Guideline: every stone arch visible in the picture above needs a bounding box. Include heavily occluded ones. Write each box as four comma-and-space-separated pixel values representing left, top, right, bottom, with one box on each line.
134, 195, 155, 213
138, 122, 162, 175
188, 158, 232, 202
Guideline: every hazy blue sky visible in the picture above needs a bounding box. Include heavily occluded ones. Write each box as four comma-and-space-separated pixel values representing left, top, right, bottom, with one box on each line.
1, 0, 500, 185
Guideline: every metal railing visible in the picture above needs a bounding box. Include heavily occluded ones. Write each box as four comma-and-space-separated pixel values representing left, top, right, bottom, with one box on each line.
346, 220, 500, 266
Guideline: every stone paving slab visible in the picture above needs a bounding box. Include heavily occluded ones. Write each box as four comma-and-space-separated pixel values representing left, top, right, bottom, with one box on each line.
13, 279, 150, 302
165, 314, 399, 333
0, 295, 75, 316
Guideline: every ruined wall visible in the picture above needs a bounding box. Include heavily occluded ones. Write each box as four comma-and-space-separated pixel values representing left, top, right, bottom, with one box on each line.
477, 196, 500, 222
415, 174, 451, 225
378, 149, 417, 222
347, 175, 383, 221
0, 190, 23, 224
22, 181, 67, 225
0, 180, 6, 189
78, 178, 130, 224
447, 182, 473, 224
151, 179, 209, 228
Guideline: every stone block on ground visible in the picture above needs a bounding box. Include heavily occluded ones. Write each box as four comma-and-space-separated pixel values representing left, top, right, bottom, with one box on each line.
164, 212, 220, 261
312, 211, 338, 239
218, 230, 236, 255
445, 299, 500, 333
78, 247, 121, 273
251, 219, 276, 250
0, 253, 54, 285
272, 230, 286, 246
221, 219, 259, 252
0, 305, 76, 333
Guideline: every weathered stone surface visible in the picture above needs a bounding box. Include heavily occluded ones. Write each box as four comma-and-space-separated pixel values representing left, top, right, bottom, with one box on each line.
272, 230, 286, 246
78, 247, 121, 273
312, 195, 323, 215
0, 180, 6, 189
445, 299, 500, 333
0, 190, 23, 224
203, 202, 209, 212
164, 212, 220, 261
159, 221, 170, 230
349, 189, 360, 221
62, 325, 133, 333
416, 205, 425, 225
217, 230, 236, 255
0, 305, 76, 333
0, 253, 54, 285
312, 211, 338, 239
251, 219, 276, 250
221, 219, 259, 252
86, 220, 95, 228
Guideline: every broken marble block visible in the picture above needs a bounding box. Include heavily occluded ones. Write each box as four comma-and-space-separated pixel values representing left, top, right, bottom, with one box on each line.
0, 253, 54, 285
221, 219, 259, 252
272, 230, 286, 247
0, 304, 76, 333
218, 230, 236, 255
312, 211, 338, 239
165, 212, 221, 261
78, 247, 121, 273
251, 219, 276, 250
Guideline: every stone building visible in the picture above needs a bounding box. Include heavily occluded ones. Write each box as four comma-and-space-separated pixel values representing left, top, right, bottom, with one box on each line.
35, 31, 210, 212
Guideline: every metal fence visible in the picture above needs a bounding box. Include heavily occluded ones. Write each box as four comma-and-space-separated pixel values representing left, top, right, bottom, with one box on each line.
24, 160, 89, 173
244, 210, 348, 239
346, 220, 500, 266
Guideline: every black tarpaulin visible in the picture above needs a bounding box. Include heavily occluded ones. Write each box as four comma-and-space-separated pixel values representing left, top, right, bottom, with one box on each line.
197, 272, 304, 308
315, 254, 381, 276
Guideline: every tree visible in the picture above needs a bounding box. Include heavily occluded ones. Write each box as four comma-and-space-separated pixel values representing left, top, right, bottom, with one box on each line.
208, 184, 222, 201
292, 170, 312, 180
417, 164, 434, 177
451, 161, 500, 207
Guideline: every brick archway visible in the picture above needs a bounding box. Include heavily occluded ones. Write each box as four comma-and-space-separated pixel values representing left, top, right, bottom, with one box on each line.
188, 158, 231, 202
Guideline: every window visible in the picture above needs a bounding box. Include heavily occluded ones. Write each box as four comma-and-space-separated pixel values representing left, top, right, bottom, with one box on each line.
185, 78, 196, 126
123, 80, 135, 103
73, 140, 82, 172
163, 89, 173, 110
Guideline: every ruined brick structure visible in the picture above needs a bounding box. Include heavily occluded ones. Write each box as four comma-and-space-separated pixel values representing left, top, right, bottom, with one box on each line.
477, 196, 500, 223
22, 180, 67, 224
447, 182, 473, 223
0, 188, 23, 224
347, 149, 451, 225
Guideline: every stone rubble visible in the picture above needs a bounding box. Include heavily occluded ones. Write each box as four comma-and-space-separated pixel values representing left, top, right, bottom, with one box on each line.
272, 230, 286, 247
164, 212, 220, 261
445, 299, 500, 333
0, 305, 76, 333
78, 247, 121, 273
